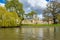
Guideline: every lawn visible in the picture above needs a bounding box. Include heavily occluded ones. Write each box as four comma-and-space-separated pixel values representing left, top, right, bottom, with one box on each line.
22, 24, 60, 27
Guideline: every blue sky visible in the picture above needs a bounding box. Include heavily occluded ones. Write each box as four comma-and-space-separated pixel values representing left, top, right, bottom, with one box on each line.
0, 0, 5, 3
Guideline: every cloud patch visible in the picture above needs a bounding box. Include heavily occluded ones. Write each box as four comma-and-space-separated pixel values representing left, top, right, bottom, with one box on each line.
20, 0, 48, 14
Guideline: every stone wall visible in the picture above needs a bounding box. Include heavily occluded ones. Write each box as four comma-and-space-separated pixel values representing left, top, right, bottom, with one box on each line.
22, 19, 53, 24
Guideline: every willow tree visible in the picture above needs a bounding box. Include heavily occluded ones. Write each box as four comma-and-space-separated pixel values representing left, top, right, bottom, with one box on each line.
43, 1, 60, 24
0, 6, 20, 27
5, 0, 25, 25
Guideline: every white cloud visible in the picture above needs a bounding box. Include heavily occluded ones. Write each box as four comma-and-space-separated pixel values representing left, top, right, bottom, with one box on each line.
28, 0, 36, 7
38, 14, 43, 19
28, 0, 48, 8
25, 7, 32, 14
0, 3, 5, 7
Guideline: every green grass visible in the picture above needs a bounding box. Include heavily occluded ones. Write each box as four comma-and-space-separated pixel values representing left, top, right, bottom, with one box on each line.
22, 24, 60, 27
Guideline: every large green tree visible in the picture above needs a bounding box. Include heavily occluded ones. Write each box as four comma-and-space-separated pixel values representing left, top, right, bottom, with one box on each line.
5, 0, 25, 25
0, 6, 20, 27
43, 1, 60, 24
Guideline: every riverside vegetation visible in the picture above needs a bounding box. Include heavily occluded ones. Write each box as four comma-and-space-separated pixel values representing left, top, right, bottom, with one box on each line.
0, 0, 60, 27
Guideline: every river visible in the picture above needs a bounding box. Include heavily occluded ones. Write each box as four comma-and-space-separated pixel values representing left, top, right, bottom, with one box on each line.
0, 27, 60, 40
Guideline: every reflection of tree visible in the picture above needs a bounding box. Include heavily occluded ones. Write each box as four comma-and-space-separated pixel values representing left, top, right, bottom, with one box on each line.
54, 27, 56, 40
47, 27, 50, 39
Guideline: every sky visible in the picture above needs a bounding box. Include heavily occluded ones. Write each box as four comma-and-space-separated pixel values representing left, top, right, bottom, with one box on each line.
20, 0, 48, 19
0, 0, 5, 7
0, 0, 60, 19
0, 0, 5, 3
20, 0, 48, 13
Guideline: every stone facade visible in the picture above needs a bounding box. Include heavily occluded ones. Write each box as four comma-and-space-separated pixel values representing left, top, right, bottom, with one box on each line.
22, 19, 53, 24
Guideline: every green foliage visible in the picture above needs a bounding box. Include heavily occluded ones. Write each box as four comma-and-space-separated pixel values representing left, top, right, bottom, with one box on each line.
22, 24, 60, 27
26, 11, 37, 19
0, 7, 21, 27
5, 0, 25, 25
5, 0, 24, 17
56, 14, 60, 23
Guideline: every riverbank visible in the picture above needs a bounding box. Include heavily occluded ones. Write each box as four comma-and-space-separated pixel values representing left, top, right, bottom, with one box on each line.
0, 24, 60, 28
22, 24, 60, 27
0, 26, 21, 28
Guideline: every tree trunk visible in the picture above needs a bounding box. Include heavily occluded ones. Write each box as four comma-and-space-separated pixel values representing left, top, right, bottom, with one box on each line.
48, 18, 49, 24
53, 18, 57, 24
19, 18, 24, 26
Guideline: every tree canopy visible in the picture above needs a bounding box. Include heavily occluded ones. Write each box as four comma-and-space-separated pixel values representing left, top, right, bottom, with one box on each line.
0, 6, 20, 27
26, 11, 37, 19
5, 0, 25, 25
5, 0, 25, 17
43, 1, 60, 24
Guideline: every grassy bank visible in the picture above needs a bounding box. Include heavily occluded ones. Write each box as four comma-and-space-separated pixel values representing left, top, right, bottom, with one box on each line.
0, 24, 60, 28
22, 24, 60, 27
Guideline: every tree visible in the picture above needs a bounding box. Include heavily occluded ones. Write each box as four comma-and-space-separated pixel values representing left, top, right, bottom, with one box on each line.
27, 11, 37, 20
56, 13, 60, 23
25, 11, 37, 23
5, 0, 25, 25
0, 6, 20, 27
43, 9, 53, 24
43, 1, 60, 24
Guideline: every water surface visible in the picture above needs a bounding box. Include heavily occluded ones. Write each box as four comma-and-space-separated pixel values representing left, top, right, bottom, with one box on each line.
0, 27, 60, 40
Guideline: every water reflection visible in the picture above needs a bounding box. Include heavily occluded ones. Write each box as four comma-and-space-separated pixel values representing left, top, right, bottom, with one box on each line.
0, 27, 60, 40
